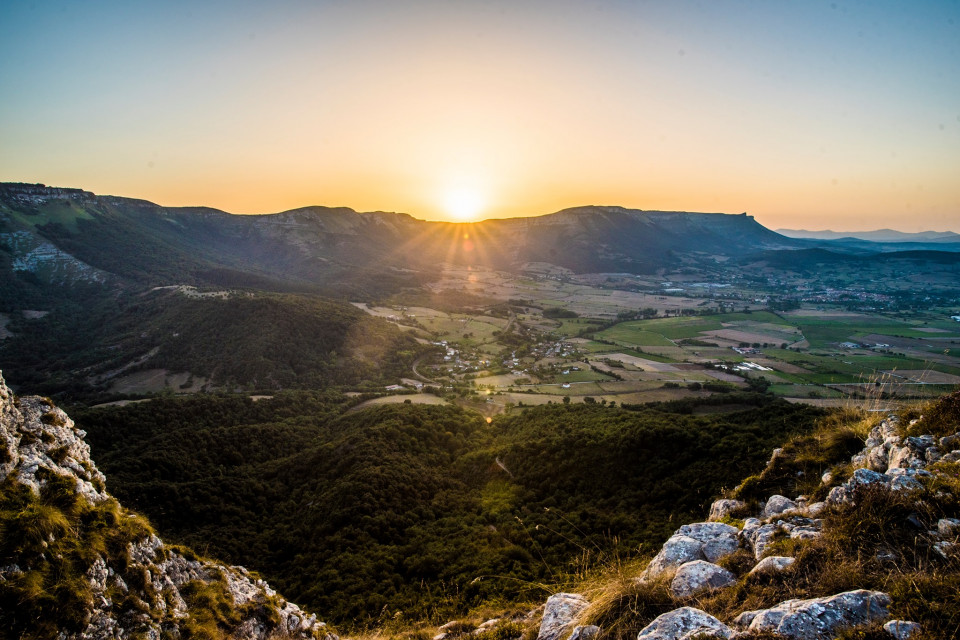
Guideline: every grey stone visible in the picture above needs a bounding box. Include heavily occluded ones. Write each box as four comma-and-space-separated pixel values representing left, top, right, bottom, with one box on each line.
939, 433, 960, 450
826, 486, 849, 505
937, 518, 960, 538
569, 625, 600, 640
471, 619, 501, 635
748, 555, 795, 576
678, 522, 740, 563
788, 525, 822, 542
644, 523, 740, 579
643, 535, 704, 579
762, 495, 798, 519
864, 440, 893, 471
848, 468, 889, 488
708, 499, 745, 522
669, 561, 736, 598
737, 589, 891, 639
537, 593, 589, 640
744, 523, 780, 560
941, 450, 960, 463
906, 435, 935, 452
676, 522, 739, 541
889, 475, 924, 491
933, 540, 957, 558
888, 442, 926, 470
636, 607, 734, 640
883, 620, 921, 639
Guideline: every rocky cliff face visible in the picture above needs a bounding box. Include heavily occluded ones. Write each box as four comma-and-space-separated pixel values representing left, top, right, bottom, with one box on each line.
0, 371, 330, 639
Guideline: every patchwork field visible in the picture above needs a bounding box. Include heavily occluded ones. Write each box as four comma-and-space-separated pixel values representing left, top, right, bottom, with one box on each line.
354, 270, 960, 409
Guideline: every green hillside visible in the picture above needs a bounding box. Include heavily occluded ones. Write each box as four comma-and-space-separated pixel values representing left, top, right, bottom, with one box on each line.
0, 290, 426, 399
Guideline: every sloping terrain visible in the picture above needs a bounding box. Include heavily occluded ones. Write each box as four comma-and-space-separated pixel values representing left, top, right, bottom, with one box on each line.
73, 392, 825, 625
0, 372, 330, 639
0, 289, 427, 399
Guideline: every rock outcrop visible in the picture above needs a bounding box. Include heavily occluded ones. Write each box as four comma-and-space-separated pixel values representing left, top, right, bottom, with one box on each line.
734, 590, 891, 639
0, 371, 329, 639
640, 522, 738, 580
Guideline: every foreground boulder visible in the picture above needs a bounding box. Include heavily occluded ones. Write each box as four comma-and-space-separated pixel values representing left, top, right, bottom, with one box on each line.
734, 589, 891, 639
669, 561, 735, 598
636, 607, 733, 640
641, 523, 739, 579
537, 593, 589, 640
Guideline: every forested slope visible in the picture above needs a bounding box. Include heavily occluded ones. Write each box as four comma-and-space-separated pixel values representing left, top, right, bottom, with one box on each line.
76, 394, 825, 626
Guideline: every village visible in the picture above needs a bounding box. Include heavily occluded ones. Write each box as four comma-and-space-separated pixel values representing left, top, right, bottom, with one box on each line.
350, 266, 960, 415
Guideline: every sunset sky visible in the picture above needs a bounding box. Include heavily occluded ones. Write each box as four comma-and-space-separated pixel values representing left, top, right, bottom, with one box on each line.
2, 0, 958, 230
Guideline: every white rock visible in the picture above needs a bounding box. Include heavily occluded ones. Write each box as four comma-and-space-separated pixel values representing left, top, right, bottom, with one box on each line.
762, 495, 797, 519
707, 499, 745, 522
636, 607, 733, 640
748, 555, 795, 576
669, 561, 736, 598
568, 625, 600, 640
937, 518, 960, 538
537, 593, 589, 640
642, 535, 705, 579
736, 589, 891, 639
644, 523, 739, 579
883, 620, 921, 639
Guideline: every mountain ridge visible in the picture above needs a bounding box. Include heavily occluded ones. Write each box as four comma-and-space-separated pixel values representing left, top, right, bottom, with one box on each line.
778, 228, 960, 243
0, 182, 803, 290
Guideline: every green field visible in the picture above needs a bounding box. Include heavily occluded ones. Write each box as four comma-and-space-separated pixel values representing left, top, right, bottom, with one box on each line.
7, 199, 96, 232
594, 327, 675, 346
553, 368, 613, 383
597, 311, 791, 343
418, 314, 504, 345
550, 317, 605, 337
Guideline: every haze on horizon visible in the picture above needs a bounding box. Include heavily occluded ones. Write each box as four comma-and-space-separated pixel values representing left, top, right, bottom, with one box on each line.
2, 0, 958, 231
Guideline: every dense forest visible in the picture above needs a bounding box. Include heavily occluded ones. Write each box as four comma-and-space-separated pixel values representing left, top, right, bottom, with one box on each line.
76, 393, 825, 627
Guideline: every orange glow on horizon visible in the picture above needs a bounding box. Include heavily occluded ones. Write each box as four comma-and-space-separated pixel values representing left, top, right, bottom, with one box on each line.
3, 2, 958, 232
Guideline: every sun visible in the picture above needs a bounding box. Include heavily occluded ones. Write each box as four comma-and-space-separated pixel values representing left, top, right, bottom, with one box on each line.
443, 187, 485, 221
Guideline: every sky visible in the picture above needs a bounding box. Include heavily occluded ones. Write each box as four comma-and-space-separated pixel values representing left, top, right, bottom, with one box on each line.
1, 0, 958, 230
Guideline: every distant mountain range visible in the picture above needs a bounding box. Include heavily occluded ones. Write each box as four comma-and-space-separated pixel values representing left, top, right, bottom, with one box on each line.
3, 182, 959, 303
0, 183, 801, 294
778, 228, 960, 243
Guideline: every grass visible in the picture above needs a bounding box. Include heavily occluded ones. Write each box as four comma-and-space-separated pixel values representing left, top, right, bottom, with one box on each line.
909, 389, 960, 438
732, 407, 873, 503
0, 472, 154, 634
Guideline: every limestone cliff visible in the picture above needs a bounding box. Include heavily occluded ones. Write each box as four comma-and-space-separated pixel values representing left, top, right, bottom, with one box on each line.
0, 371, 330, 639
